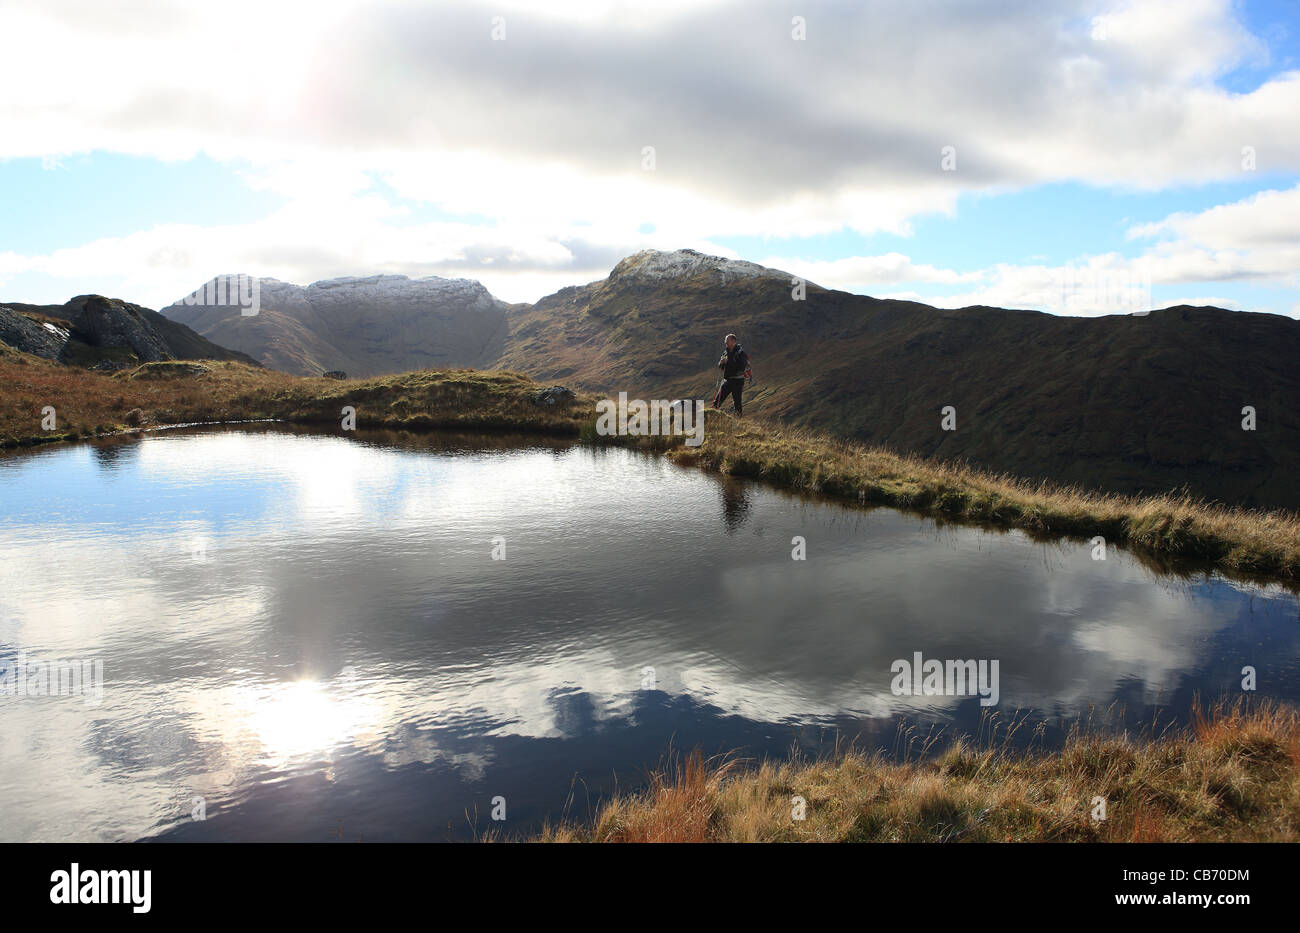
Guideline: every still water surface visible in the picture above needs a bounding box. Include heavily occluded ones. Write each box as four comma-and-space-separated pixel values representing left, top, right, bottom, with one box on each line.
0, 426, 1297, 841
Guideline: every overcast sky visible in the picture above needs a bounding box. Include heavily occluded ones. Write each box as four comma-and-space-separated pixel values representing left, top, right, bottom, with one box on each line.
1, 0, 1298, 316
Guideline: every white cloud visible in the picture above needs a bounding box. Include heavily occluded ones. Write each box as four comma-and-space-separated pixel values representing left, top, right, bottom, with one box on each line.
846, 183, 1300, 315
1127, 185, 1300, 281
1, 0, 1298, 311
3, 0, 1298, 199
915, 255, 1150, 314
5, 180, 1300, 315
1086, 0, 1266, 82
756, 253, 985, 289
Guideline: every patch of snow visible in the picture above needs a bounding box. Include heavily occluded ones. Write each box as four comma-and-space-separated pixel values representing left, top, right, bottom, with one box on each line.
41, 321, 70, 341
165, 272, 499, 316
307, 274, 490, 304
615, 249, 787, 283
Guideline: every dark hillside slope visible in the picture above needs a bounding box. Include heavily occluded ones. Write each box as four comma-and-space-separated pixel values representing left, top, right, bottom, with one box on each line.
499, 251, 1300, 509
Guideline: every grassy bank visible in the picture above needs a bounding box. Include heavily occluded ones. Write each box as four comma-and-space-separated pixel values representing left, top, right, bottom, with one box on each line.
4, 346, 1299, 583
532, 699, 1300, 842
0, 349, 589, 447
660, 410, 1300, 582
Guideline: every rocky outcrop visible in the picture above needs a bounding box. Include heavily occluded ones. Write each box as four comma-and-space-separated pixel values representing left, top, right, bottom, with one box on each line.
1, 295, 258, 367
66, 295, 172, 363
0, 306, 67, 360
532, 385, 576, 406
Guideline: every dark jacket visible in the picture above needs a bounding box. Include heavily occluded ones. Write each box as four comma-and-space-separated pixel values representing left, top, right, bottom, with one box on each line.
719, 344, 750, 379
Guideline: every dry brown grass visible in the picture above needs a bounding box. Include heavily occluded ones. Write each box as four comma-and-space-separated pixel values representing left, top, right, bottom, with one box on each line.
534, 699, 1300, 843
0, 350, 590, 447
575, 750, 739, 843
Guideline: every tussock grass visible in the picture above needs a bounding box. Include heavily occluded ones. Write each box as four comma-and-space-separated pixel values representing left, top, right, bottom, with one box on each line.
534, 699, 1300, 842
657, 410, 1300, 582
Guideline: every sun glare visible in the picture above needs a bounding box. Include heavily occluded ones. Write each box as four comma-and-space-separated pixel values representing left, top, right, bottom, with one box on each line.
235, 678, 378, 765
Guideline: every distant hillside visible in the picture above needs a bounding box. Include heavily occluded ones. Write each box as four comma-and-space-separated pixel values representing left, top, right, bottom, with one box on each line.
156, 250, 1300, 509
0, 295, 258, 370
499, 250, 1300, 510
160, 275, 509, 377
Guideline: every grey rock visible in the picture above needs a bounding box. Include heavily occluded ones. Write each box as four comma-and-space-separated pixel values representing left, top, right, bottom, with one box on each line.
66, 296, 173, 363
0, 306, 67, 359
532, 385, 576, 406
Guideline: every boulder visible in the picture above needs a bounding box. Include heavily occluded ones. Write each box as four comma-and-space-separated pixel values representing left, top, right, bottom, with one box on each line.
532, 385, 576, 406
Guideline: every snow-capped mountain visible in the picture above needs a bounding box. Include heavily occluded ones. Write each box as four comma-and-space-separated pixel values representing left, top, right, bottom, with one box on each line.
161, 273, 509, 378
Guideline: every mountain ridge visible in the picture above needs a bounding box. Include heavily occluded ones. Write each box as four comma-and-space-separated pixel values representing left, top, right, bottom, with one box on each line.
502, 251, 1300, 509
13, 248, 1298, 508
160, 273, 509, 377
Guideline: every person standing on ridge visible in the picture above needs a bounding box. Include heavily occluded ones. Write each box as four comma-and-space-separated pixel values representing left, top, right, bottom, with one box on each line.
713, 333, 751, 416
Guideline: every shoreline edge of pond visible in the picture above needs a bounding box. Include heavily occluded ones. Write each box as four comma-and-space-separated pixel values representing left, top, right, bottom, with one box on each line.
5, 354, 1298, 585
